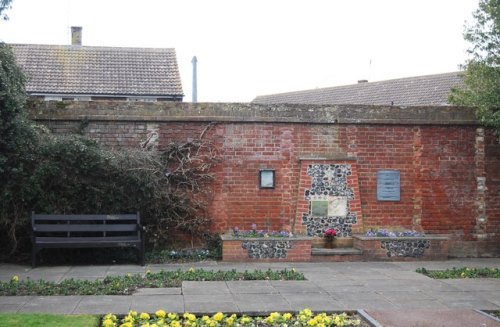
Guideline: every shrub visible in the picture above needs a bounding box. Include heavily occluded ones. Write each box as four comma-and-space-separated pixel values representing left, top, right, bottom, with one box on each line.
0, 129, 220, 259
0, 42, 220, 259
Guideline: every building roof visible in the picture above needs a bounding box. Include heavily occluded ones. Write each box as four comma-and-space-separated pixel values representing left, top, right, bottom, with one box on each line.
253, 72, 464, 106
10, 43, 184, 100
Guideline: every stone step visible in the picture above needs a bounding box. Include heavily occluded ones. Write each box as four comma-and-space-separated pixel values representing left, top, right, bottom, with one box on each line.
311, 247, 363, 256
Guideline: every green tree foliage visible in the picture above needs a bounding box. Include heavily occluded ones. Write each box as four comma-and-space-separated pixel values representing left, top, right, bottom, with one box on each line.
0, 43, 39, 256
449, 0, 500, 130
0, 38, 218, 260
0, 0, 12, 20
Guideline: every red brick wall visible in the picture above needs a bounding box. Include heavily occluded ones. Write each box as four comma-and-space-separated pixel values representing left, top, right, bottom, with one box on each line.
31, 102, 499, 255
485, 129, 500, 249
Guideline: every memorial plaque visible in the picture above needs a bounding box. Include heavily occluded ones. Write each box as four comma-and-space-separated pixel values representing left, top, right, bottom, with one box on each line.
311, 197, 348, 217
311, 201, 329, 217
328, 197, 348, 217
377, 170, 400, 201
259, 169, 275, 189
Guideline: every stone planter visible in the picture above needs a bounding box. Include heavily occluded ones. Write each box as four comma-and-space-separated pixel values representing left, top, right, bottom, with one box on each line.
311, 237, 354, 249
221, 234, 313, 262
353, 234, 449, 260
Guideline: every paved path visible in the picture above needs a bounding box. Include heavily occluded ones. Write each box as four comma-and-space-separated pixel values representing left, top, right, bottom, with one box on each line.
0, 258, 499, 326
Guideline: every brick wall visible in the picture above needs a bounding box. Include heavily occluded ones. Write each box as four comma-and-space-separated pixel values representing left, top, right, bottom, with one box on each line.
29, 101, 500, 256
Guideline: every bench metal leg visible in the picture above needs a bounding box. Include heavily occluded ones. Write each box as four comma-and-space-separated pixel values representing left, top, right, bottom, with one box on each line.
139, 245, 145, 266
32, 247, 38, 268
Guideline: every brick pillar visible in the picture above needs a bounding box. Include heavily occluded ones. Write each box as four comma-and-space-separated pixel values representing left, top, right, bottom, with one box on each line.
412, 127, 423, 230
473, 127, 487, 239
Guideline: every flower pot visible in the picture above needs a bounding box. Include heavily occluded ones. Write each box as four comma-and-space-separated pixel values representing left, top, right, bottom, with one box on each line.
324, 238, 335, 249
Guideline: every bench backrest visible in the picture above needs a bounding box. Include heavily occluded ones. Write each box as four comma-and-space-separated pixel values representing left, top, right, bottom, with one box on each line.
32, 213, 141, 238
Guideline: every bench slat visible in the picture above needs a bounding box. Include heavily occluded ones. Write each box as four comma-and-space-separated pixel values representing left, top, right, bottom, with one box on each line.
33, 214, 138, 221
35, 236, 140, 243
33, 224, 139, 232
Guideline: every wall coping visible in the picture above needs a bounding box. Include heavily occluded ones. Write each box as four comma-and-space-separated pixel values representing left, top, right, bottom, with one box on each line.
353, 234, 450, 241
220, 234, 313, 241
28, 100, 479, 126
299, 156, 357, 161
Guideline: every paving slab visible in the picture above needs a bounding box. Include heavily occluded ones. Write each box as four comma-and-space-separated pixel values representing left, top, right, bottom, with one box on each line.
0, 258, 498, 317
182, 281, 230, 295
329, 291, 387, 302
183, 294, 239, 314
392, 299, 449, 309
338, 298, 396, 310
477, 291, 500, 306
366, 309, 500, 327
270, 280, 325, 294
131, 294, 184, 313
232, 293, 291, 313
282, 293, 343, 311
18, 296, 81, 314
226, 281, 277, 294
0, 296, 33, 313
133, 287, 182, 296
440, 278, 500, 291
377, 290, 436, 302
73, 295, 131, 314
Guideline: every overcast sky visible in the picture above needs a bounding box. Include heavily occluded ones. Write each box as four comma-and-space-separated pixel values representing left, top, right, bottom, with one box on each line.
0, 0, 479, 102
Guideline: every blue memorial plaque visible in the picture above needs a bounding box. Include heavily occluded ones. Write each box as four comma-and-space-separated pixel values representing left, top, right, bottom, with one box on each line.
377, 170, 400, 201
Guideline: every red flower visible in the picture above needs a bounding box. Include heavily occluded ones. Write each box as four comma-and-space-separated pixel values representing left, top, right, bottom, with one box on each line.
324, 228, 337, 238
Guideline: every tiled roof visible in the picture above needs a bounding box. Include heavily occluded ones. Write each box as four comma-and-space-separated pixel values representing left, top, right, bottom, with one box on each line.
253, 72, 464, 106
10, 44, 184, 98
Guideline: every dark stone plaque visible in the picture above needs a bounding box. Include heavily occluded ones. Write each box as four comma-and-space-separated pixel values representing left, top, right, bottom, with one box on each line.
377, 170, 400, 201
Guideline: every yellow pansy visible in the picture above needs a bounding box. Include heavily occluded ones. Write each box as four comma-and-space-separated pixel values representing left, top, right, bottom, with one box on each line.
104, 313, 117, 322
283, 313, 292, 321
102, 318, 115, 327
168, 313, 179, 320
301, 309, 313, 317
213, 312, 224, 322
140, 312, 150, 320
171, 320, 181, 327
10, 275, 19, 283
124, 315, 134, 323
156, 310, 166, 318
240, 316, 251, 324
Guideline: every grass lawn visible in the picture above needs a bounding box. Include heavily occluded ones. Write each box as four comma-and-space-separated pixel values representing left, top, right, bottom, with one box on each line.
0, 313, 99, 327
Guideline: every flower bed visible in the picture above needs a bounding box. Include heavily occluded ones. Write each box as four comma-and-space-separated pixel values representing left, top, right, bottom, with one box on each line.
353, 233, 449, 260
221, 234, 312, 262
416, 267, 500, 279
101, 309, 367, 327
0, 269, 304, 296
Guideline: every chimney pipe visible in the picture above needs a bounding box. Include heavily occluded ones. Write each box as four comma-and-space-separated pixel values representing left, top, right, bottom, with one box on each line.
71, 26, 82, 46
191, 56, 198, 103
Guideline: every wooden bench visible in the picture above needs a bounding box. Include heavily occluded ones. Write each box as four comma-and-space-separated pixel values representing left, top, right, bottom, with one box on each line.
31, 212, 145, 267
